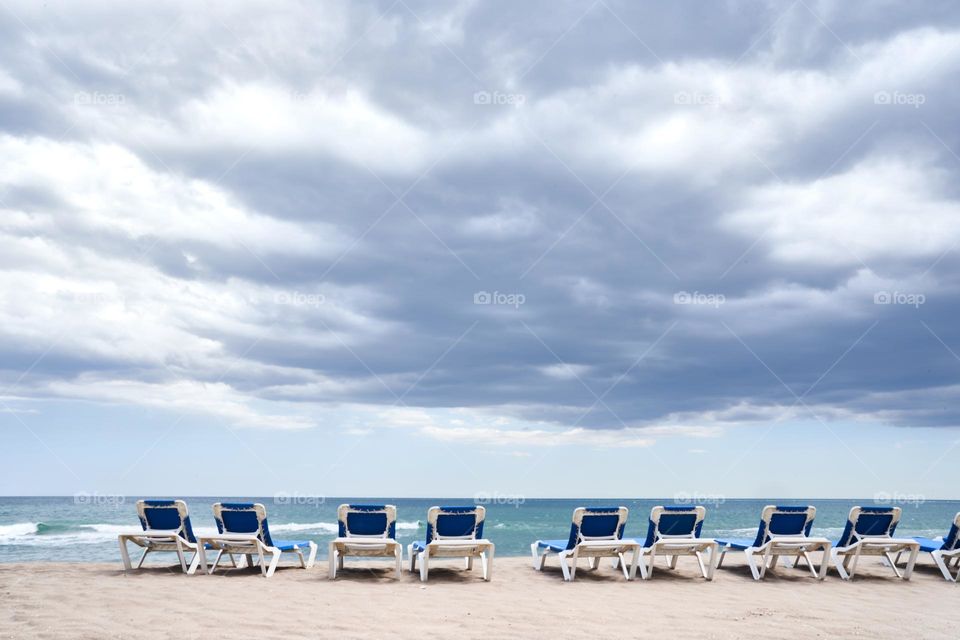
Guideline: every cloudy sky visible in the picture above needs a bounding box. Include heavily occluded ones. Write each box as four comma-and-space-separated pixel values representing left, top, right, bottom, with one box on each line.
2, 0, 959, 499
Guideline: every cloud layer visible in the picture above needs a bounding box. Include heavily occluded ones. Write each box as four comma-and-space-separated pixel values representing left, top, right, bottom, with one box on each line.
3, 0, 960, 449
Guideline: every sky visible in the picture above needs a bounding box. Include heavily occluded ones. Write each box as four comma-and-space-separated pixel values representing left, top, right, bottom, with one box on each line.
1, 0, 959, 499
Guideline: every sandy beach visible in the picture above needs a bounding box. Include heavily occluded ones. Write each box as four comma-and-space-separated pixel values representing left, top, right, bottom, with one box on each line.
1, 555, 957, 639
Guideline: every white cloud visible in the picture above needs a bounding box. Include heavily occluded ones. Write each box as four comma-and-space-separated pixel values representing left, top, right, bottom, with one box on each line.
723, 156, 960, 266
0, 136, 344, 256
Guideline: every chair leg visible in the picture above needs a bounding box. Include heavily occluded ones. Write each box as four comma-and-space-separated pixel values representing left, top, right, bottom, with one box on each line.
210, 550, 224, 574
831, 548, 850, 580
136, 547, 150, 569
933, 551, 954, 581
466, 556, 474, 571
903, 545, 919, 580
420, 551, 428, 582
187, 550, 201, 575
706, 545, 718, 581
482, 547, 494, 581
885, 552, 903, 579
118, 538, 133, 572
408, 544, 417, 572
306, 542, 317, 569
531, 543, 546, 571
395, 545, 403, 579
559, 551, 573, 581
265, 548, 281, 578
257, 547, 267, 577
328, 543, 338, 579
746, 550, 762, 581
618, 552, 631, 580
590, 556, 600, 570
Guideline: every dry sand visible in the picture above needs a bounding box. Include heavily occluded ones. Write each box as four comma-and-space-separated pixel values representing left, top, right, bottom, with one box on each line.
1, 556, 957, 639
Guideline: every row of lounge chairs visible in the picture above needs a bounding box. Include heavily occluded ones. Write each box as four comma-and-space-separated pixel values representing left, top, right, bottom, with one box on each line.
117, 500, 960, 583
118, 501, 493, 580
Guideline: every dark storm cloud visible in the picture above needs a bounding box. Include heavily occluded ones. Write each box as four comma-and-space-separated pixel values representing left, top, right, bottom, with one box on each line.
2, 0, 960, 435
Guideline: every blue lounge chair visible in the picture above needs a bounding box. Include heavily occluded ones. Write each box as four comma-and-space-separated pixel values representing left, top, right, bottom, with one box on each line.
715, 505, 831, 580
906, 512, 960, 581
830, 506, 919, 580
197, 502, 317, 577
329, 504, 403, 579
627, 506, 719, 580
408, 506, 495, 582
531, 506, 639, 581
117, 499, 201, 574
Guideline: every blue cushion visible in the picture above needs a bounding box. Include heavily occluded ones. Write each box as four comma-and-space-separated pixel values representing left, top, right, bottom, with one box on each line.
141, 501, 196, 543
217, 505, 275, 547
537, 539, 568, 553
715, 537, 754, 550
273, 539, 310, 552
428, 510, 481, 544
913, 537, 944, 553
339, 505, 395, 538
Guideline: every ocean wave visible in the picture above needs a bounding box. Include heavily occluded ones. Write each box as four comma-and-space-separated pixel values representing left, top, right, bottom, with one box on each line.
0, 522, 134, 546
0, 519, 425, 546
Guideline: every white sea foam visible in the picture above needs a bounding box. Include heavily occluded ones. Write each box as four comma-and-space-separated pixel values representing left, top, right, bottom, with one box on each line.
0, 522, 133, 546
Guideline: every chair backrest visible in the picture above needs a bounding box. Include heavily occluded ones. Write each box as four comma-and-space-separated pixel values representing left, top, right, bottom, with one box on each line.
940, 512, 960, 551
565, 507, 628, 550
337, 504, 397, 539
642, 506, 705, 548
425, 506, 485, 544
213, 502, 275, 547
750, 505, 816, 547
836, 506, 901, 547
136, 499, 196, 543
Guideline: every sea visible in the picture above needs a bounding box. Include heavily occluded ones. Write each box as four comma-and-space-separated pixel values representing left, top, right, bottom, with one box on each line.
0, 496, 955, 563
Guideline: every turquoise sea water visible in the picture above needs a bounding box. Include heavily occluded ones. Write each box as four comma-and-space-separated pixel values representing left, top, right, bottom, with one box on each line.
0, 497, 956, 563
